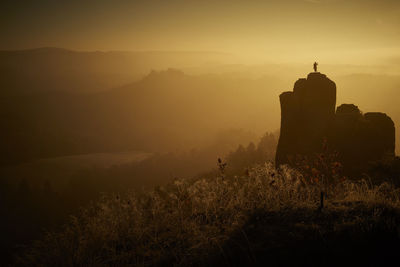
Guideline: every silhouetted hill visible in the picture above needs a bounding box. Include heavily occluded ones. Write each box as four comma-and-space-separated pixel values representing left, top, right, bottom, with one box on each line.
0, 47, 231, 96
0, 69, 282, 165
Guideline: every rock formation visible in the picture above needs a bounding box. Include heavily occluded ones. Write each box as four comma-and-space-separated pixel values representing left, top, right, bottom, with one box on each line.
275, 72, 395, 176
332, 105, 395, 175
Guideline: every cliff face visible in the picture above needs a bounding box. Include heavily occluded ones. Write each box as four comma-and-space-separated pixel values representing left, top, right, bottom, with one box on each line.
275, 72, 395, 176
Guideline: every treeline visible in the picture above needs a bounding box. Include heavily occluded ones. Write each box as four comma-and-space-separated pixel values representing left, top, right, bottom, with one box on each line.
225, 132, 277, 175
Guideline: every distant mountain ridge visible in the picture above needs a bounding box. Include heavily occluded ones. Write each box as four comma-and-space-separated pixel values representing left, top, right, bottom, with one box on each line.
0, 47, 230, 55
0, 47, 232, 96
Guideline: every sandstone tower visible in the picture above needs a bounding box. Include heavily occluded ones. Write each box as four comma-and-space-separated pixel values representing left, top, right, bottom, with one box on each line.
275, 72, 336, 166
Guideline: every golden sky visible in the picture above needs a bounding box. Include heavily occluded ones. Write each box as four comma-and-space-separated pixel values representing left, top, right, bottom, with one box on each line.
2, 0, 400, 64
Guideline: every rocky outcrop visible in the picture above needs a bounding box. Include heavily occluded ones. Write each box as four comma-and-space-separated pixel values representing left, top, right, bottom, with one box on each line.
332, 105, 395, 175
275, 72, 395, 176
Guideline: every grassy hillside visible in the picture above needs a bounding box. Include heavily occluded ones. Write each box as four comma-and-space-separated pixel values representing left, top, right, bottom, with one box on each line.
18, 163, 400, 266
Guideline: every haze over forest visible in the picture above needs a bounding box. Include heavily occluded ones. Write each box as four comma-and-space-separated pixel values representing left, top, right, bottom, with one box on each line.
1, 47, 400, 165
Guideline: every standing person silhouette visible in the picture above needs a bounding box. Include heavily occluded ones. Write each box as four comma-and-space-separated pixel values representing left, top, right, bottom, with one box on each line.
313, 62, 318, 72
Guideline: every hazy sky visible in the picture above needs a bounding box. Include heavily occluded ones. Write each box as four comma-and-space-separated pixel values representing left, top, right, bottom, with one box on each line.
2, 0, 400, 64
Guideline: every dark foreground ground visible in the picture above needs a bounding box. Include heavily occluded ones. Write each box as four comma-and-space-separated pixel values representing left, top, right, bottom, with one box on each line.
14, 203, 400, 267
204, 203, 400, 267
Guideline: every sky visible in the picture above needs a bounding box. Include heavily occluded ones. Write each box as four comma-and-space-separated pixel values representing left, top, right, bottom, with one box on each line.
1, 0, 400, 64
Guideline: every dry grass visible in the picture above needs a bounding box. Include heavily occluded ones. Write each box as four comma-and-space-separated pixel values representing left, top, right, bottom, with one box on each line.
19, 163, 400, 266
